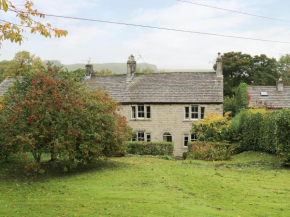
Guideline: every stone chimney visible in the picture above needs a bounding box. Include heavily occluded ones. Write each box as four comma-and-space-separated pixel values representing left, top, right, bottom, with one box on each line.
126, 55, 137, 82
84, 64, 93, 80
216, 52, 223, 77
277, 77, 284, 91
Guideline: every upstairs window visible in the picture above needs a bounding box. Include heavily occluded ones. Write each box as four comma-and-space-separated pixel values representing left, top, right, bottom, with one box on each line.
185, 107, 190, 119
200, 107, 205, 119
132, 105, 151, 119
184, 106, 205, 120
191, 106, 199, 119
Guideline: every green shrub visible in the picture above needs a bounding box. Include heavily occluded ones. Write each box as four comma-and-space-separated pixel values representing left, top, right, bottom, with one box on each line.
235, 83, 249, 113
258, 112, 278, 153
241, 110, 265, 151
230, 109, 247, 141
188, 141, 232, 161
182, 152, 188, 160
191, 112, 231, 142
126, 142, 174, 156
230, 142, 244, 154
275, 109, 290, 165
224, 96, 236, 116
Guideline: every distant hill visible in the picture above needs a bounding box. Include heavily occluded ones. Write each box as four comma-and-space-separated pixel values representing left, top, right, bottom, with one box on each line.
43, 60, 157, 74
64, 63, 157, 74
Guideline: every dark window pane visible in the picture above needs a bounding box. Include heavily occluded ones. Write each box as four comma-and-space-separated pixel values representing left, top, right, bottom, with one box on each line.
184, 135, 189, 147
131, 134, 137, 141
191, 106, 198, 119
185, 107, 189, 119
138, 105, 145, 118
147, 134, 151, 142
132, 106, 136, 118
138, 132, 145, 141
191, 134, 198, 141
146, 106, 151, 119
201, 107, 205, 119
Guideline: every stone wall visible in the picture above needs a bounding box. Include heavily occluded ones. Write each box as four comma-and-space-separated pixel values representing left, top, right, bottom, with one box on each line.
120, 104, 223, 156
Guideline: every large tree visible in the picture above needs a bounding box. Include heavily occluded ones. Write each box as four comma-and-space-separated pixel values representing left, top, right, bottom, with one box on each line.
0, 60, 9, 82
0, 66, 132, 170
278, 54, 290, 85
3, 50, 45, 77
214, 52, 279, 96
0, 0, 67, 45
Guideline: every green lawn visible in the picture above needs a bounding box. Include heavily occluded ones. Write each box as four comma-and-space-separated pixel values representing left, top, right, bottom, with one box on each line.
1, 152, 290, 217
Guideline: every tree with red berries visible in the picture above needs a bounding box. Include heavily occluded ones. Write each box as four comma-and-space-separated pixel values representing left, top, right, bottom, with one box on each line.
0, 66, 132, 170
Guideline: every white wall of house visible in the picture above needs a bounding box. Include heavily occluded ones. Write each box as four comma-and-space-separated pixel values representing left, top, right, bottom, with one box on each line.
119, 104, 223, 156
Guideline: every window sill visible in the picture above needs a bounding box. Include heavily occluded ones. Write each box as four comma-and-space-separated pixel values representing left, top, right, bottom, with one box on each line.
183, 119, 199, 122
130, 119, 152, 121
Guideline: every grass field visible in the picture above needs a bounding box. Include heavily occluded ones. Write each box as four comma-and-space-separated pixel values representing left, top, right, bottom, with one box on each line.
1, 152, 290, 217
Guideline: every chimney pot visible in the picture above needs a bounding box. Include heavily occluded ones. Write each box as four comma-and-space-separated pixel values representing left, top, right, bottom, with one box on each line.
126, 54, 137, 82
277, 77, 284, 91
216, 52, 223, 77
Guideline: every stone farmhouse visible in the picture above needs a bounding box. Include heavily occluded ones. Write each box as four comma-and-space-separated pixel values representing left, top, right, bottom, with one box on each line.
248, 77, 290, 109
86, 54, 224, 156
0, 54, 224, 156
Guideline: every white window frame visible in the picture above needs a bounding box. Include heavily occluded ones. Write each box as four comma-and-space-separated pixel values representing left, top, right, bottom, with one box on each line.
184, 134, 198, 147
184, 134, 189, 147
131, 131, 151, 142
184, 105, 206, 121
131, 105, 151, 120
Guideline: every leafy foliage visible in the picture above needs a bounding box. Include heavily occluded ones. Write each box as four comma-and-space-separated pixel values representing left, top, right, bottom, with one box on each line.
230, 108, 290, 165
275, 109, 290, 165
224, 96, 236, 116
3, 51, 45, 77
188, 141, 232, 161
191, 112, 231, 142
235, 83, 249, 113
214, 52, 279, 96
278, 54, 290, 85
0, 66, 132, 170
126, 142, 174, 156
240, 109, 266, 151
0, 0, 67, 44
136, 68, 157, 74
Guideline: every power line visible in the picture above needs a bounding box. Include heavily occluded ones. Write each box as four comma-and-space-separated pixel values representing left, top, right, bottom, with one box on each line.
177, 0, 290, 23
3, 9, 290, 44
39, 13, 290, 44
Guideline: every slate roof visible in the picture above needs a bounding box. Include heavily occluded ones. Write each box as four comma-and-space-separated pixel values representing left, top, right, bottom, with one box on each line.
85, 72, 223, 104
0, 77, 22, 97
248, 86, 290, 109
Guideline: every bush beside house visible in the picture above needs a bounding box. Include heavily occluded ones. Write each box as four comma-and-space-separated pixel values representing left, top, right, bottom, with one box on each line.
126, 142, 174, 156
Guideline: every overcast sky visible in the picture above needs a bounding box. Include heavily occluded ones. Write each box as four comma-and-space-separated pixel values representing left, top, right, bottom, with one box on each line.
1, 0, 290, 69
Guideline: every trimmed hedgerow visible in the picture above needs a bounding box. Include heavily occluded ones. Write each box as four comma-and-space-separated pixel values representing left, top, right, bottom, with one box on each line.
241, 109, 266, 151
258, 112, 278, 153
126, 142, 174, 156
188, 141, 232, 161
275, 109, 290, 165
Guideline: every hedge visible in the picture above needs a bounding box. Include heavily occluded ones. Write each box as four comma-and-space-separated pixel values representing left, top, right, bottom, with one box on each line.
126, 142, 174, 156
188, 141, 232, 161
231, 108, 290, 165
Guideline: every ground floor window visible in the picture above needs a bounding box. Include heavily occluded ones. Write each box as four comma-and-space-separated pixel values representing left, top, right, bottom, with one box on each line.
163, 132, 172, 142
132, 131, 151, 142
184, 134, 198, 147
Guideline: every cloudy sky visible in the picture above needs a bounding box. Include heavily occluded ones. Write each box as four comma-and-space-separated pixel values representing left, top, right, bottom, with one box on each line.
1, 0, 290, 69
